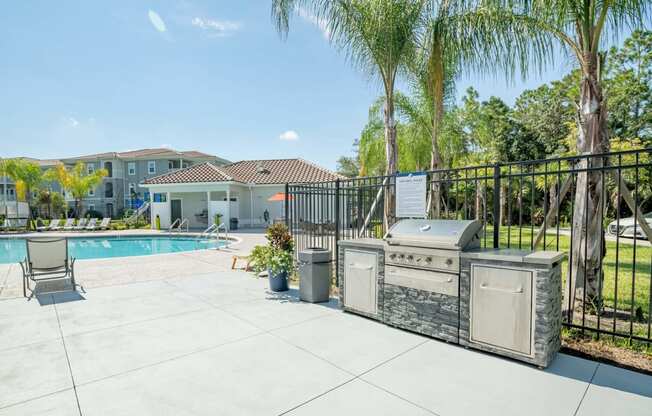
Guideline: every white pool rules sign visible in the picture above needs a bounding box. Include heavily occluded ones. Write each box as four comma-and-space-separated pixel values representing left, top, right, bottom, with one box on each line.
396, 172, 427, 218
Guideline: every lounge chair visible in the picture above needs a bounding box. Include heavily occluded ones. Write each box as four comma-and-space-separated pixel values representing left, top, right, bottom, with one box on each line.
15, 218, 28, 231
97, 218, 111, 230
73, 218, 88, 231
62, 218, 76, 231
0, 218, 11, 232
37, 219, 61, 232
50, 219, 64, 231
85, 218, 98, 231
20, 237, 76, 298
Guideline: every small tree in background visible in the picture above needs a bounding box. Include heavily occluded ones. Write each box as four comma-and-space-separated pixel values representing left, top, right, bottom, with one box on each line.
46, 162, 108, 219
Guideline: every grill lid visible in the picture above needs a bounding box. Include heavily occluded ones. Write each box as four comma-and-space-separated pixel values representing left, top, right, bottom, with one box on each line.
384, 219, 483, 249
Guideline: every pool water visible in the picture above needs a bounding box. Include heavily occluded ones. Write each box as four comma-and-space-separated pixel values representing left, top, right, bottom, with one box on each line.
0, 236, 227, 264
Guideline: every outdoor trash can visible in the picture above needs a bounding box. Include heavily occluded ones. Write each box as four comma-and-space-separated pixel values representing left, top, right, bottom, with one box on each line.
298, 247, 331, 303
230, 217, 238, 230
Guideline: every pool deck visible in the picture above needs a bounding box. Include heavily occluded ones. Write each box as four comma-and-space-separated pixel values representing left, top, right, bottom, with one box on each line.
0, 230, 650, 415
0, 229, 261, 299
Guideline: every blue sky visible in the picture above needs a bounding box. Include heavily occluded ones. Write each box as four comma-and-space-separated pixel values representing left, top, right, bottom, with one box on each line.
0, 1, 608, 169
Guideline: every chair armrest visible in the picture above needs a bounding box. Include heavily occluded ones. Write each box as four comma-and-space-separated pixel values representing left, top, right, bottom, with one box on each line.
19, 259, 28, 276
69, 257, 76, 270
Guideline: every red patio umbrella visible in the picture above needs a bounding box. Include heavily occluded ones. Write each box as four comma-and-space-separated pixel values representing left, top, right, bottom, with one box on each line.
267, 192, 293, 202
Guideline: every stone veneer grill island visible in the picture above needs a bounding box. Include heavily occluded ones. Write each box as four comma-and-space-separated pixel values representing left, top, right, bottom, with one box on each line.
337, 219, 565, 367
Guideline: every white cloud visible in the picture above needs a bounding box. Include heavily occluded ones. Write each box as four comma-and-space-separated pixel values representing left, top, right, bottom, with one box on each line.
67, 117, 79, 128
191, 17, 241, 37
279, 130, 299, 141
296, 7, 331, 40
148, 10, 167, 33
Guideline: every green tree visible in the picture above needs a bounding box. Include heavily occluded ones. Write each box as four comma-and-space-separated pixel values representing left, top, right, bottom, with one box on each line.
272, 0, 427, 226
507, 0, 650, 303
3, 159, 45, 221
605, 29, 652, 143
410, 0, 549, 215
46, 162, 108, 218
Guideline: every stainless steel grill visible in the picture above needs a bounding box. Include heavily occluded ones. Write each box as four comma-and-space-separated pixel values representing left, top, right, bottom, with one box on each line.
382, 219, 483, 342
385, 219, 482, 269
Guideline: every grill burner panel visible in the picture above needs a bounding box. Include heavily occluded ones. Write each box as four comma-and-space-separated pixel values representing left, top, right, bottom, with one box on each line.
385, 246, 459, 273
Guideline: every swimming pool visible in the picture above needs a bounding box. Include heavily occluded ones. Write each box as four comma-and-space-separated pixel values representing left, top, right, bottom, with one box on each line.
0, 236, 228, 264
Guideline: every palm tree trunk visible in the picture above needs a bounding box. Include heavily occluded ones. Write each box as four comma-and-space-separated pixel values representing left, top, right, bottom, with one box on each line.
427, 39, 445, 219
570, 58, 609, 309
384, 94, 398, 229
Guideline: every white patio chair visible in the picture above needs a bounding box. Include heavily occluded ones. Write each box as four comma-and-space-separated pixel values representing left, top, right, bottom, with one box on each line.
73, 218, 88, 231
0, 218, 11, 232
20, 237, 76, 298
37, 218, 60, 232
97, 218, 111, 230
62, 218, 76, 231
15, 218, 28, 231
49, 219, 63, 231
85, 218, 98, 231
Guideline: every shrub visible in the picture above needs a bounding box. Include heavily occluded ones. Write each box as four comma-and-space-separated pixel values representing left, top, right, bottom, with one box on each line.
265, 223, 293, 252
85, 209, 103, 219
249, 244, 294, 275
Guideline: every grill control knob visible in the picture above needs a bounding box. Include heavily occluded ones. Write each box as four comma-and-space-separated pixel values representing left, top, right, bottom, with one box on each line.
389, 253, 396, 260
399, 254, 405, 260
425, 257, 432, 263
407, 255, 414, 262
445, 258, 453, 266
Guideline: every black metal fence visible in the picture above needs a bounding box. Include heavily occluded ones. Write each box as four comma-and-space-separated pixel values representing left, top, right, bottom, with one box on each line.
286, 148, 652, 346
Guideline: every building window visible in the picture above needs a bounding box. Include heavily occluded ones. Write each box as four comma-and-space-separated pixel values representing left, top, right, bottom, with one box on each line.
128, 162, 136, 176
88, 188, 95, 197
128, 183, 136, 196
148, 161, 156, 174
105, 182, 113, 198
104, 161, 113, 178
88, 204, 95, 211
153, 193, 167, 203
87, 163, 95, 174
144, 191, 150, 202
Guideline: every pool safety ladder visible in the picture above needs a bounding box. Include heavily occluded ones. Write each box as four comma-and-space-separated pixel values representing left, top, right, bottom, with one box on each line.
200, 223, 228, 245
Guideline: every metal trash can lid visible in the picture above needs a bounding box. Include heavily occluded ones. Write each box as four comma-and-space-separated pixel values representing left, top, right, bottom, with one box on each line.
298, 247, 331, 264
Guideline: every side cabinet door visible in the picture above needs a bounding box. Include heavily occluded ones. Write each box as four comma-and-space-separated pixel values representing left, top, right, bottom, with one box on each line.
344, 250, 377, 315
470, 265, 533, 356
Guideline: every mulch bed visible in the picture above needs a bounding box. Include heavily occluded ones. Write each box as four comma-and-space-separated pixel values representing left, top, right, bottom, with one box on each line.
562, 336, 652, 375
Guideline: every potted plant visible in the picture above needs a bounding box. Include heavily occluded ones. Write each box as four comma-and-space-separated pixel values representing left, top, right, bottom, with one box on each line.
250, 223, 294, 292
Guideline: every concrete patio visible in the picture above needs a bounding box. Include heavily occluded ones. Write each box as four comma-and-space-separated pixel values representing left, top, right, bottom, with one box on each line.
1, 268, 651, 415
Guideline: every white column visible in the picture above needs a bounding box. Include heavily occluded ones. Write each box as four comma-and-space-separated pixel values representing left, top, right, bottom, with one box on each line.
225, 188, 231, 231
206, 191, 211, 226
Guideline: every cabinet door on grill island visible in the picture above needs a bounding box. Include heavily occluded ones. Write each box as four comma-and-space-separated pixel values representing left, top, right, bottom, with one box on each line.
344, 250, 377, 315
470, 265, 534, 356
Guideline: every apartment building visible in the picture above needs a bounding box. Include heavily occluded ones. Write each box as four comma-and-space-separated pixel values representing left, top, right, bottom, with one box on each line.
1, 148, 229, 218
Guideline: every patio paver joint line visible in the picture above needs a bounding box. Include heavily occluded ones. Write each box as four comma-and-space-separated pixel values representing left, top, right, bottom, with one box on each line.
53, 295, 84, 416
572, 362, 601, 416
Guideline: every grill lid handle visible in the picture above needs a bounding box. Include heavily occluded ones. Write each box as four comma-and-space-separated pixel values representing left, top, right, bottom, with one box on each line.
419, 224, 431, 232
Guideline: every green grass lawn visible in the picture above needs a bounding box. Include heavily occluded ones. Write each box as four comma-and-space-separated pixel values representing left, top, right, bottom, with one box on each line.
482, 226, 651, 337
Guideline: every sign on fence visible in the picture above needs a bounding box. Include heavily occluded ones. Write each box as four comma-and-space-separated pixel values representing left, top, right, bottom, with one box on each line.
396, 172, 427, 218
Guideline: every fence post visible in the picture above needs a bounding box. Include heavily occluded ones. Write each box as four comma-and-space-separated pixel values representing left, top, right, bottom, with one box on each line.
284, 183, 290, 229
493, 164, 501, 248
334, 179, 340, 286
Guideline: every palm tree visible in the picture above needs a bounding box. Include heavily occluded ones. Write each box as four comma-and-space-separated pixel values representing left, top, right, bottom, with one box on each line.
504, 0, 650, 305
3, 159, 45, 222
411, 0, 551, 217
46, 162, 108, 219
272, 0, 427, 227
